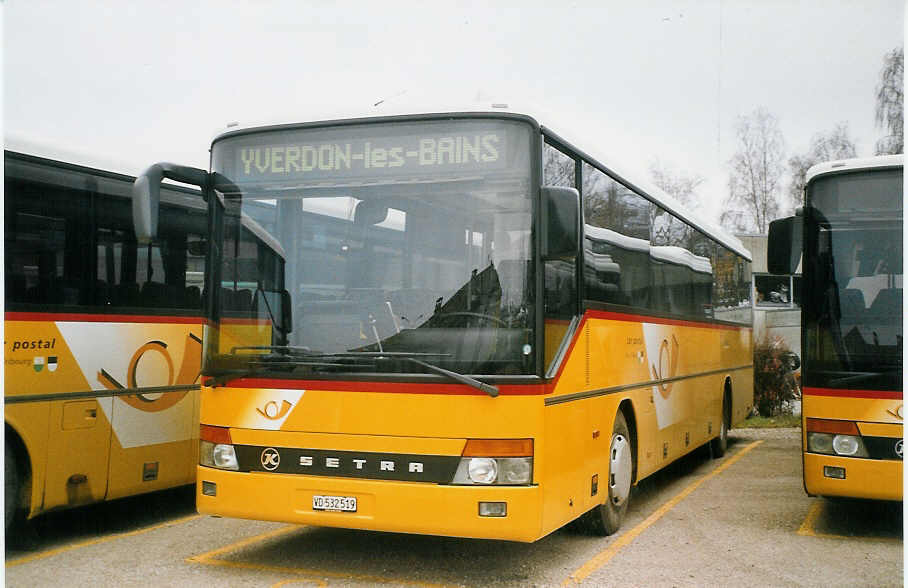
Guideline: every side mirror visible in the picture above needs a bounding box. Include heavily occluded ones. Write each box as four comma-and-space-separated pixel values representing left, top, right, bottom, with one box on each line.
767, 215, 802, 275
784, 352, 801, 372
541, 186, 580, 260
281, 289, 293, 335
353, 200, 389, 227
133, 163, 209, 244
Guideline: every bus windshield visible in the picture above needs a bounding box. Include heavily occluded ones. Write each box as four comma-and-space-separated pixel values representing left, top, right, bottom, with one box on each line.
207, 118, 536, 377
804, 168, 903, 391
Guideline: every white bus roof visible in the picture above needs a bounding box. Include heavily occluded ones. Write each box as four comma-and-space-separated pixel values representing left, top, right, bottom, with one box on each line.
213, 101, 751, 262
649, 245, 713, 274
584, 224, 650, 253
806, 154, 903, 183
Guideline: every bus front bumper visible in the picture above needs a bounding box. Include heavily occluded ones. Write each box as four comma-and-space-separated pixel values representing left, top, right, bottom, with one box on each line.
196, 466, 544, 542
804, 453, 903, 501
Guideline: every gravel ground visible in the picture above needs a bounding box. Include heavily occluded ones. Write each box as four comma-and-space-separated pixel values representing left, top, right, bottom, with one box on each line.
732, 426, 800, 440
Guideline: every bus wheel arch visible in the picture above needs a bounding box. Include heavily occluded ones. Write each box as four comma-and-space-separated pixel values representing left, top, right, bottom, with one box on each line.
576, 402, 637, 536
5, 423, 31, 533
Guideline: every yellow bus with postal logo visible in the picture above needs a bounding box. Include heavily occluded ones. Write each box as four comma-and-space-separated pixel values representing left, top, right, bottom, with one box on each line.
4, 145, 285, 534
769, 154, 902, 501
133, 105, 753, 541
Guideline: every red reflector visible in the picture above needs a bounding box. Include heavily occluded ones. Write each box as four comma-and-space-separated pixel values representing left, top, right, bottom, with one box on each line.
200, 424, 232, 444
462, 438, 533, 457
805, 418, 859, 435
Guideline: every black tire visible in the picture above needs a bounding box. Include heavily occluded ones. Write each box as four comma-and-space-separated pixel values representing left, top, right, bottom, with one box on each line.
710, 392, 729, 458
576, 411, 633, 536
5, 441, 21, 534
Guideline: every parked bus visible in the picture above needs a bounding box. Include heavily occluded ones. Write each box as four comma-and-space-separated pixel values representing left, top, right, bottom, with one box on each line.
133, 107, 753, 541
3, 147, 284, 533
769, 154, 903, 501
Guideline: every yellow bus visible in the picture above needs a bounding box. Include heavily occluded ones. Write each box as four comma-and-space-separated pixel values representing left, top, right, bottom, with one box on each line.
133, 107, 753, 541
769, 154, 902, 501
3, 147, 284, 533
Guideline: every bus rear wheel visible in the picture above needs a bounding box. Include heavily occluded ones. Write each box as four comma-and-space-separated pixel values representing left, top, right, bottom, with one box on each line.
710, 392, 730, 458
577, 411, 633, 536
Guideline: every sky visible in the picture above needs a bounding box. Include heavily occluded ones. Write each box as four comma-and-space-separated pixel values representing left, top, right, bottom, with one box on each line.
3, 1, 905, 227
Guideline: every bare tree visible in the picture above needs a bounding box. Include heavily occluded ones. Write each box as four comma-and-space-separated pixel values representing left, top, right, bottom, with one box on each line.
723, 107, 786, 234
649, 159, 705, 211
875, 47, 903, 155
788, 122, 857, 208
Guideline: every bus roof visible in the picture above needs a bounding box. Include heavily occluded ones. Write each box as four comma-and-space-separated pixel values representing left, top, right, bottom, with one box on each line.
212, 102, 751, 262
806, 153, 904, 183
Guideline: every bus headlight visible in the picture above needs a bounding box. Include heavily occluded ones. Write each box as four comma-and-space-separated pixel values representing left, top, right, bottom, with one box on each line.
450, 439, 534, 485
452, 457, 533, 485
806, 433, 869, 458
832, 435, 868, 457
468, 458, 498, 484
807, 432, 834, 454
805, 419, 869, 458
200, 440, 240, 471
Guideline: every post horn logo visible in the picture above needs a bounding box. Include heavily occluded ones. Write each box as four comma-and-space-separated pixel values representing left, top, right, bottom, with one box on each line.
887, 405, 903, 420
97, 332, 202, 412
651, 334, 680, 399
257, 399, 293, 420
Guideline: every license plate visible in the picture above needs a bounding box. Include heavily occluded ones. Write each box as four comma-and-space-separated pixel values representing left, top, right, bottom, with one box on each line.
312, 495, 357, 512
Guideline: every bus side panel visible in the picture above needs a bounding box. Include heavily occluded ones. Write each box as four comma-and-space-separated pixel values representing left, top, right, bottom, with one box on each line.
6, 318, 113, 512
723, 327, 754, 427
69, 322, 203, 501
540, 313, 751, 534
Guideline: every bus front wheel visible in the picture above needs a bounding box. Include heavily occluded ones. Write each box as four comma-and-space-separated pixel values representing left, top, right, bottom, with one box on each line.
578, 410, 633, 536
5, 442, 21, 534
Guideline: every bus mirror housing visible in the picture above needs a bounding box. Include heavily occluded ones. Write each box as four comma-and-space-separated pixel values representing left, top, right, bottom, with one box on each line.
354, 200, 389, 227
541, 186, 580, 260
133, 163, 209, 244
281, 289, 293, 335
767, 215, 802, 275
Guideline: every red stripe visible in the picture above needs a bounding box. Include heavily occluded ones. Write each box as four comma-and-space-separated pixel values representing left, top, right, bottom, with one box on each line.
5, 311, 202, 324
804, 386, 903, 400
222, 377, 550, 396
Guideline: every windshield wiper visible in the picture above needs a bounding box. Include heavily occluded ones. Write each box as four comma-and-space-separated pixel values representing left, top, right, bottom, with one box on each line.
221, 348, 499, 397
343, 351, 499, 398
399, 356, 499, 398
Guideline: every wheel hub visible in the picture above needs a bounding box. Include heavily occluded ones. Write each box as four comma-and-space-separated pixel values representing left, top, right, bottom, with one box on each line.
609, 434, 632, 506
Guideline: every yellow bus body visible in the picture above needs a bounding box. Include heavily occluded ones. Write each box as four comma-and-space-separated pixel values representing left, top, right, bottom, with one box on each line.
801, 391, 903, 501
5, 313, 202, 520
197, 312, 752, 542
